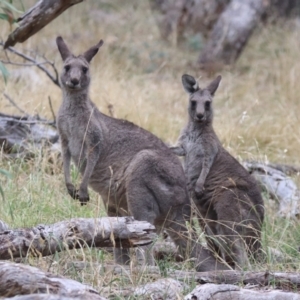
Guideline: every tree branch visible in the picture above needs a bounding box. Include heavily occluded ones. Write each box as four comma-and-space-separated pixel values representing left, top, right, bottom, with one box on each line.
4, 0, 84, 49
0, 217, 156, 260
0, 41, 60, 87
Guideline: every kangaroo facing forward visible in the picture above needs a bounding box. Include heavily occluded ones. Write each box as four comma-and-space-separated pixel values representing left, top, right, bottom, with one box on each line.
55, 37, 229, 270
170, 75, 264, 269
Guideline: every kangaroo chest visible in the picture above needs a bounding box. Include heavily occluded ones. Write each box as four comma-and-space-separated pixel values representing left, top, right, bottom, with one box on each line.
58, 113, 89, 166
184, 133, 206, 168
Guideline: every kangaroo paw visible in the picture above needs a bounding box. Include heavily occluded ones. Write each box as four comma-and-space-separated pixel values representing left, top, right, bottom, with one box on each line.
66, 184, 79, 200
79, 193, 90, 205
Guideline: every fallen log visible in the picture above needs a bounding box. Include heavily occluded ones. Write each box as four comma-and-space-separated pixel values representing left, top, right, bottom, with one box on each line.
0, 261, 106, 299
109, 277, 184, 299
133, 278, 184, 299
244, 161, 300, 218
4, 0, 84, 48
184, 283, 300, 300
3, 296, 102, 300
0, 217, 156, 260
0, 112, 59, 158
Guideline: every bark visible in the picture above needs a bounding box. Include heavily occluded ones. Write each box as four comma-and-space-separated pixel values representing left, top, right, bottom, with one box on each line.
184, 283, 300, 300
198, 0, 268, 68
133, 278, 183, 299
4, 0, 84, 48
0, 261, 106, 299
244, 161, 300, 218
118, 278, 184, 299
265, 162, 300, 175
0, 217, 156, 260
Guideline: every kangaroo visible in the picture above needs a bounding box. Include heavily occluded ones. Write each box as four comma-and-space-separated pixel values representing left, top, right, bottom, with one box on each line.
55, 37, 229, 271
170, 74, 264, 269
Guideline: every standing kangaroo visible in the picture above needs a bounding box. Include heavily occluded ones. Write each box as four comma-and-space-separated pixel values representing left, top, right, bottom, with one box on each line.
170, 74, 264, 269
55, 37, 228, 270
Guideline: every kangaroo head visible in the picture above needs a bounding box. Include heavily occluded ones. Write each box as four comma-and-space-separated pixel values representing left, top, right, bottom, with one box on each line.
56, 36, 104, 92
182, 74, 221, 123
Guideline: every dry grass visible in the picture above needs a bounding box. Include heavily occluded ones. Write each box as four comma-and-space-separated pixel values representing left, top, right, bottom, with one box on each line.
1, 0, 300, 298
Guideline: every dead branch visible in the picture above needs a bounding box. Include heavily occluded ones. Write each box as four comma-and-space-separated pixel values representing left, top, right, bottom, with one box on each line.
0, 261, 107, 300
266, 162, 300, 175
4, 0, 84, 49
184, 283, 300, 300
70, 264, 300, 292
0, 41, 60, 87
0, 217, 156, 260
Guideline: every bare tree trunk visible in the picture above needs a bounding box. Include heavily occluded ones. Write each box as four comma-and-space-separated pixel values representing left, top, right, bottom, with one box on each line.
198, 0, 268, 68
0, 261, 106, 299
4, 0, 84, 48
149, 0, 229, 43
0, 217, 156, 260
185, 283, 300, 300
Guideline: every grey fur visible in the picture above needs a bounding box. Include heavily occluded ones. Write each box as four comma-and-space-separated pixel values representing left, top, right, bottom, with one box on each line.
56, 37, 229, 271
170, 74, 264, 269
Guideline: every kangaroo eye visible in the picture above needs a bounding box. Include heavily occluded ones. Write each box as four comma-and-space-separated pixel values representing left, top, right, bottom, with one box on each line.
205, 101, 210, 110
64, 65, 70, 72
190, 100, 196, 109
82, 67, 88, 74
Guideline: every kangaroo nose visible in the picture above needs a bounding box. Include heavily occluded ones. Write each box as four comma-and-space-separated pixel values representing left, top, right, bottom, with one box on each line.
196, 113, 204, 120
71, 78, 79, 86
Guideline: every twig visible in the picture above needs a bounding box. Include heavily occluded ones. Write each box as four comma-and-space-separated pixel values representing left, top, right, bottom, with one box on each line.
0, 60, 49, 67
3, 93, 28, 116
0, 115, 55, 125
48, 96, 56, 124
0, 41, 60, 88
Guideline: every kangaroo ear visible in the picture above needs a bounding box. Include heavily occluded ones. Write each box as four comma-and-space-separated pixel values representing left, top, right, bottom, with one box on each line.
83, 40, 104, 63
56, 36, 72, 61
206, 75, 222, 96
182, 74, 199, 94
